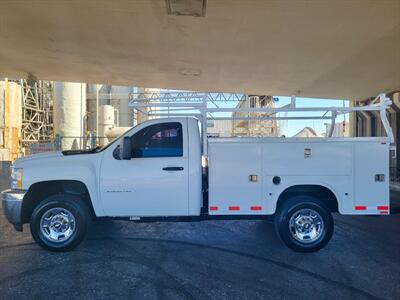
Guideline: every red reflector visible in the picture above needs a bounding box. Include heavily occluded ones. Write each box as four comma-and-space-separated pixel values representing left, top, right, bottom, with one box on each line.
380, 211, 389, 214
251, 206, 262, 211
355, 206, 366, 211
229, 206, 240, 211
209, 206, 218, 211
377, 206, 389, 211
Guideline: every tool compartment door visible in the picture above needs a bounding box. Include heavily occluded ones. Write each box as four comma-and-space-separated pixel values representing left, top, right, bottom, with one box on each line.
208, 142, 263, 215
353, 142, 390, 214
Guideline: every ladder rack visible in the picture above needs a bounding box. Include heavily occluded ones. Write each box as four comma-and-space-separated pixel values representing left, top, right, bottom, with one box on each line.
128, 92, 394, 155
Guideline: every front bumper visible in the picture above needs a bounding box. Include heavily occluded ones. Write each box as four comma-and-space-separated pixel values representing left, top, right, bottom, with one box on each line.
1, 189, 25, 231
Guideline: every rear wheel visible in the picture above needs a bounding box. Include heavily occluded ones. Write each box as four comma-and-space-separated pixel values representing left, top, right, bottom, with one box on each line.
30, 194, 89, 252
274, 196, 334, 252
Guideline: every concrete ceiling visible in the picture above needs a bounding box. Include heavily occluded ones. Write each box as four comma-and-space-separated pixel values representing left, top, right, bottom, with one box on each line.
0, 0, 399, 100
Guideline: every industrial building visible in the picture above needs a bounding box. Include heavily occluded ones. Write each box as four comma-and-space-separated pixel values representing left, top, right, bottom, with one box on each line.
0, 80, 22, 160
0, 79, 163, 155
232, 95, 279, 137
207, 95, 279, 137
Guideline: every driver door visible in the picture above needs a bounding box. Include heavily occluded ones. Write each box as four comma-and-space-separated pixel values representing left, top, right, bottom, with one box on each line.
100, 120, 189, 217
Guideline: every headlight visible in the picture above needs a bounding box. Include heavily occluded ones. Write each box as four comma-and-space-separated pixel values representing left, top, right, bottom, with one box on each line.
11, 167, 23, 190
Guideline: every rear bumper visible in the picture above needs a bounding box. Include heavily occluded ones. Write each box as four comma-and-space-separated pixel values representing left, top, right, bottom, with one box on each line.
1, 189, 25, 231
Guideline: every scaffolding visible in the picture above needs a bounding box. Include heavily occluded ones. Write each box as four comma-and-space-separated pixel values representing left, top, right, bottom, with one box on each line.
20, 79, 54, 147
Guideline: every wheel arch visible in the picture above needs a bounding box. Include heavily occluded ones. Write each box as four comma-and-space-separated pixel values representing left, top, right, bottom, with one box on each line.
21, 180, 96, 224
275, 184, 340, 213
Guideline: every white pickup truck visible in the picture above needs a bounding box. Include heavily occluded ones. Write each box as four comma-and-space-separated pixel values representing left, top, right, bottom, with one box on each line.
2, 116, 390, 252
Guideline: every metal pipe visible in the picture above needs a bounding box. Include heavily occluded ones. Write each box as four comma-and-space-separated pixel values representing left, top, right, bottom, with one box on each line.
378, 94, 395, 145
146, 114, 332, 121
96, 87, 99, 136
328, 111, 337, 137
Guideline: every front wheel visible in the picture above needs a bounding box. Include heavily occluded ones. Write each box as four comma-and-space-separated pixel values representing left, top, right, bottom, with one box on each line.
274, 196, 334, 252
30, 194, 89, 252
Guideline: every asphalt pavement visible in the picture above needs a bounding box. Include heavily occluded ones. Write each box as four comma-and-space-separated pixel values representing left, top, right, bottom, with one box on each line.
0, 184, 399, 300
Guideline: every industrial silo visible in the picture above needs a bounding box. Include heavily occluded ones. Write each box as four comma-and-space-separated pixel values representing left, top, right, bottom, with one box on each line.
53, 82, 86, 150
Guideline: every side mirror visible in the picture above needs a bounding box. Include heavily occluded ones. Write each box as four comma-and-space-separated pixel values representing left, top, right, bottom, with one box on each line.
121, 136, 132, 160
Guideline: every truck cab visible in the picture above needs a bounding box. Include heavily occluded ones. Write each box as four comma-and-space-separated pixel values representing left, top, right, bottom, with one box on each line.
99, 118, 202, 217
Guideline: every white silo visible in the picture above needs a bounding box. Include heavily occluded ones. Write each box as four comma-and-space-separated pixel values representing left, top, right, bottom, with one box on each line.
54, 82, 86, 150
98, 104, 131, 146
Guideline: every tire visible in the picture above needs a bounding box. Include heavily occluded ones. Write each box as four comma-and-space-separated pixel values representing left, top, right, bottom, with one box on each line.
30, 194, 89, 252
274, 196, 334, 253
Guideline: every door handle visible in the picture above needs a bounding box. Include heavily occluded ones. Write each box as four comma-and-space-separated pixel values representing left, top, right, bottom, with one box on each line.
162, 167, 184, 171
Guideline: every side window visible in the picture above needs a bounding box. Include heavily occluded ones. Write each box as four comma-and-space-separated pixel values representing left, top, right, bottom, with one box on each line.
131, 122, 183, 158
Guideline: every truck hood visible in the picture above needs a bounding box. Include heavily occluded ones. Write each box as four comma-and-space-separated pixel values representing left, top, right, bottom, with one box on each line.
12, 149, 104, 194
13, 152, 63, 167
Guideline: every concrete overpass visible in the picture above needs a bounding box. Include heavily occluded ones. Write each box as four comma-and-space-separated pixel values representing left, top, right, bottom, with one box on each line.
0, 0, 399, 100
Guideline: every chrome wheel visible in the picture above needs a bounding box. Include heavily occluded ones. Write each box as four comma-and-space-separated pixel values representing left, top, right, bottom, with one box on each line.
40, 207, 76, 243
289, 208, 324, 244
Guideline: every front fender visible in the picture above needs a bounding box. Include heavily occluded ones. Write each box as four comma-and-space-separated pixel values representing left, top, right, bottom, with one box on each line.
18, 153, 105, 216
